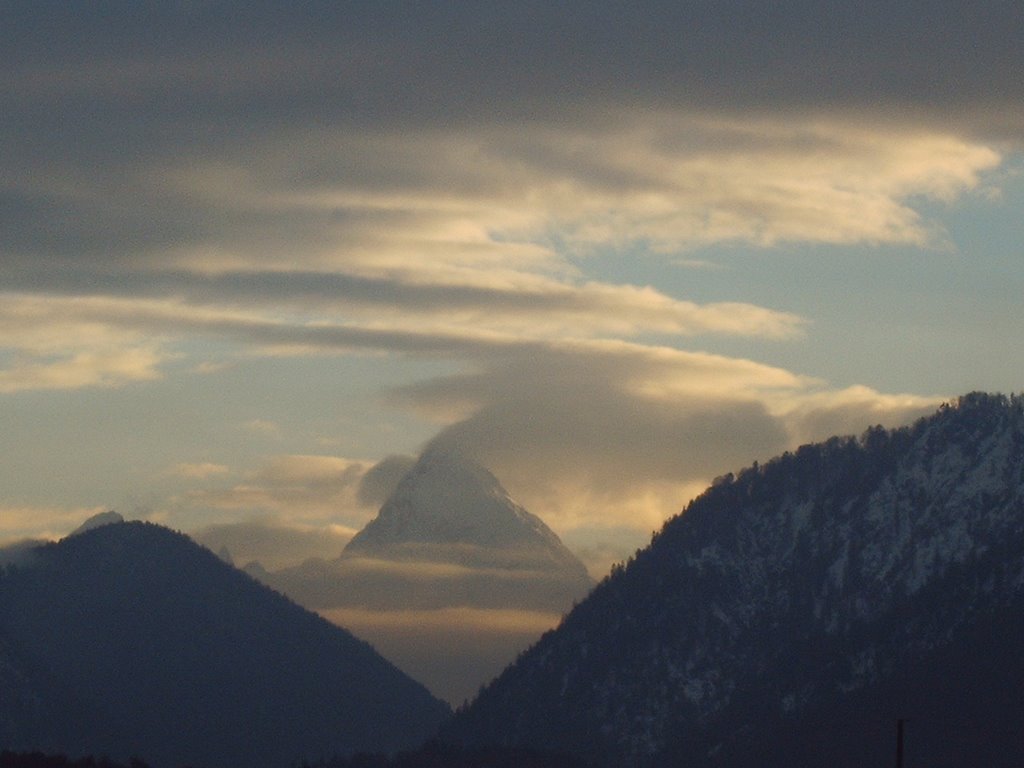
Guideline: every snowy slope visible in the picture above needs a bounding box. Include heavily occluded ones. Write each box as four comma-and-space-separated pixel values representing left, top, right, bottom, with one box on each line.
345, 446, 587, 574
260, 447, 593, 610
443, 393, 1024, 766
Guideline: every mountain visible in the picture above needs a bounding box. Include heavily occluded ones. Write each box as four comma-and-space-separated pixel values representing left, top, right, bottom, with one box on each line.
261, 447, 592, 611
251, 448, 593, 703
341, 445, 592, 606
345, 446, 586, 565
442, 393, 1024, 767
0, 520, 450, 768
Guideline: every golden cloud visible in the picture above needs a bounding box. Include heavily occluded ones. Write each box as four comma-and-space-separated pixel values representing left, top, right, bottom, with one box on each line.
0, 505, 111, 544
167, 462, 231, 479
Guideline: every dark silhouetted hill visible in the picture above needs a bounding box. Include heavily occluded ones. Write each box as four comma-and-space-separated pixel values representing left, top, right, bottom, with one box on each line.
0, 744, 593, 768
442, 393, 1024, 767
0, 521, 450, 768
305, 741, 594, 768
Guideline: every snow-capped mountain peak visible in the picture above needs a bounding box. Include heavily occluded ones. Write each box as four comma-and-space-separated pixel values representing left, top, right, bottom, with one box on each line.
344, 447, 572, 560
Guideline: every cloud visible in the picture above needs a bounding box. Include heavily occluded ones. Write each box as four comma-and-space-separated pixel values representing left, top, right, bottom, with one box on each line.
777, 385, 946, 445
319, 606, 564, 704
2, 0, 1014, 287
253, 454, 366, 490
0, 1, 1012, 580
0, 291, 801, 405
357, 455, 417, 507
264, 551, 590, 612
240, 419, 280, 435
179, 454, 377, 533
0, 9, 1008, 406
1, 268, 807, 342
136, 325, 940, 565
166, 462, 230, 480
389, 342, 941, 549
567, 530, 660, 580
0, 294, 168, 392
116, 117, 1003, 272
190, 520, 355, 571
0, 285, 942, 575
0, 346, 163, 393
0, 504, 111, 545
3, 3, 1021, 135
321, 606, 561, 637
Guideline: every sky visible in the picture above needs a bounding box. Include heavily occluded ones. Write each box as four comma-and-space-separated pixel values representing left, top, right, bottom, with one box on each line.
2, 1, 1024, 580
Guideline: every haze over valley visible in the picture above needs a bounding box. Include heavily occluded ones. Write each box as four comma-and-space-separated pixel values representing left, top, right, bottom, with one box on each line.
236, 447, 593, 703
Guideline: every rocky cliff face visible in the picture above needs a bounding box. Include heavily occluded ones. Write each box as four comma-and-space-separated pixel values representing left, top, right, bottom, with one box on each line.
443, 393, 1024, 767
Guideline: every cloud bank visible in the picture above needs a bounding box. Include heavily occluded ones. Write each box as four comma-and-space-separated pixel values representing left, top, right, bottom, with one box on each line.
0, 1, 1016, 568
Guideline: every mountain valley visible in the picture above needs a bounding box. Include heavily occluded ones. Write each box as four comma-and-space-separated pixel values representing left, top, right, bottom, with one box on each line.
246, 447, 593, 703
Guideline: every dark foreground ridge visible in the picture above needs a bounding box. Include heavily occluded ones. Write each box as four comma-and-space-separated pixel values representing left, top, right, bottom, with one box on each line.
0, 522, 450, 768
443, 393, 1024, 767
1, 752, 149, 768
0, 745, 594, 768
307, 741, 595, 768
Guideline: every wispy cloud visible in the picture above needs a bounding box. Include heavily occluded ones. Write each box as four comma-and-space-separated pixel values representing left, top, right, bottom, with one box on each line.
403, 342, 940, 547
319, 605, 565, 704
0, 289, 802, 393
191, 520, 356, 571
239, 419, 280, 435
0, 504, 111, 545
182, 454, 374, 528
0, 295, 168, 392
320, 606, 561, 636
166, 462, 230, 480
1, 268, 807, 341
13, 116, 995, 273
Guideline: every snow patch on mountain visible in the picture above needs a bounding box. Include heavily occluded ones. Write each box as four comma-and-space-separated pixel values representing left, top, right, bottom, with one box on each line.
443, 393, 1024, 766
344, 446, 587, 577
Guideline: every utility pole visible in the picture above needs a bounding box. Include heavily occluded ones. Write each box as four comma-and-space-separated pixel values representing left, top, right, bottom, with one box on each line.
895, 718, 906, 768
